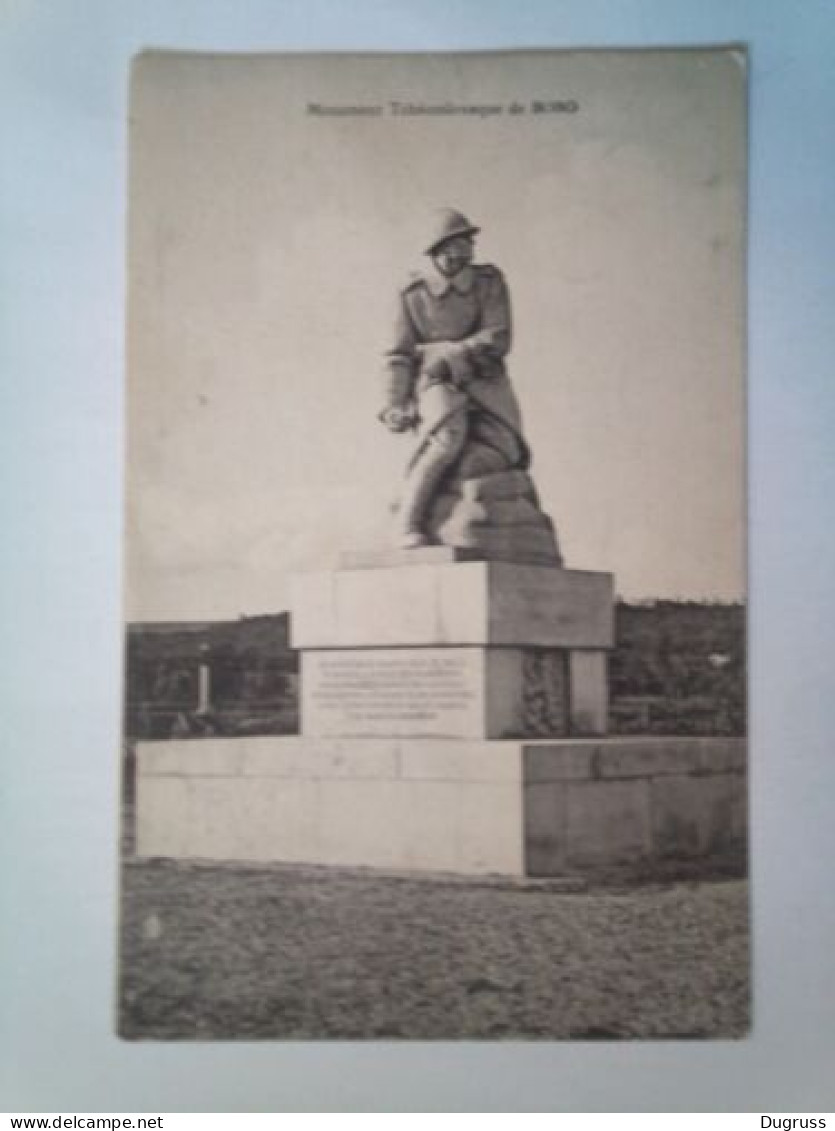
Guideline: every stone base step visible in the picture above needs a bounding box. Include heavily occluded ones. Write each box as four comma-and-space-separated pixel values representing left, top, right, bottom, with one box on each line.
136, 735, 747, 878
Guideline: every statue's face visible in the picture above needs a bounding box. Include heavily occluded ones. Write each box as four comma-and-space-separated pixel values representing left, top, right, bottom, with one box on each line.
432, 235, 474, 278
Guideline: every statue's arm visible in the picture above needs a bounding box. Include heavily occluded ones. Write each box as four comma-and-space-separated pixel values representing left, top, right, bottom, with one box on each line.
463, 267, 512, 363
380, 293, 420, 428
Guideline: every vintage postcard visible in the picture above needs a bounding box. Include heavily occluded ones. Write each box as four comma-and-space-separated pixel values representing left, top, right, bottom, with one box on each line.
121, 48, 747, 1039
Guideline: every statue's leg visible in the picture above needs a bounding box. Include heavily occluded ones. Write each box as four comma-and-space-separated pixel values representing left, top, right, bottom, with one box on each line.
455, 411, 524, 479
455, 440, 511, 479
396, 408, 468, 547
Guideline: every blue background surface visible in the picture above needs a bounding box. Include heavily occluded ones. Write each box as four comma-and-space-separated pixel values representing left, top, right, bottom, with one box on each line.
1, 0, 834, 1113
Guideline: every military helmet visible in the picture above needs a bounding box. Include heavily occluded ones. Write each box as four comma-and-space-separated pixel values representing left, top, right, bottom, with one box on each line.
425, 208, 480, 255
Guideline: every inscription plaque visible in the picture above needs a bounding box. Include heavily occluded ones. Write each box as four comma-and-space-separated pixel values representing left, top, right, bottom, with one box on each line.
302, 648, 483, 738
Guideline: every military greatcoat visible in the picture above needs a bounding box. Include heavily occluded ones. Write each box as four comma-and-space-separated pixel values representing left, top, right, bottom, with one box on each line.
382, 261, 529, 469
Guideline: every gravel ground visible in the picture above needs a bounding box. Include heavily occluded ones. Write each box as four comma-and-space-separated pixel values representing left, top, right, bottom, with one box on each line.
119, 859, 749, 1040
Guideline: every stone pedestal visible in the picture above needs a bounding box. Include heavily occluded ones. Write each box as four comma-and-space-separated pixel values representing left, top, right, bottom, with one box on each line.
291, 557, 614, 740
133, 550, 748, 882
136, 736, 747, 878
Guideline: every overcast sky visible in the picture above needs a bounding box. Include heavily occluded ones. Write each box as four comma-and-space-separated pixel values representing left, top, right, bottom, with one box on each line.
126, 48, 746, 620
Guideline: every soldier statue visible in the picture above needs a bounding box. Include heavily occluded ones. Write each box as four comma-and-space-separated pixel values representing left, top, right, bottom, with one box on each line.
380, 208, 531, 549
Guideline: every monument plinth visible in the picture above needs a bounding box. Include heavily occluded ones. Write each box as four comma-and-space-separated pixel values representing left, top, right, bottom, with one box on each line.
292, 558, 613, 740
135, 554, 746, 877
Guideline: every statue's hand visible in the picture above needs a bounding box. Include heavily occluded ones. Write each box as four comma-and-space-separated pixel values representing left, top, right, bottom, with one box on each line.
415, 341, 451, 383
379, 405, 418, 433
420, 341, 473, 388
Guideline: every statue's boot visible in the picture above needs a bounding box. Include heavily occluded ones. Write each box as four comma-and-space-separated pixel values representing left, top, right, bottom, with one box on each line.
396, 412, 467, 547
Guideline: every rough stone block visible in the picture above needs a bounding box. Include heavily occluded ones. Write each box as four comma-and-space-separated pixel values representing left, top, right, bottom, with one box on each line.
462, 469, 538, 502
444, 495, 545, 529
428, 469, 563, 567
450, 522, 562, 567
